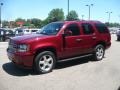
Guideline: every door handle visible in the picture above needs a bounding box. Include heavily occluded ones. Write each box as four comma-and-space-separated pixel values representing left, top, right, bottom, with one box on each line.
76, 39, 82, 42
92, 37, 96, 40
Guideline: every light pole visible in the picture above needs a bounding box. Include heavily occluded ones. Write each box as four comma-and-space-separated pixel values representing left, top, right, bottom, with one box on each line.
0, 3, 3, 28
119, 15, 120, 28
81, 15, 84, 20
86, 4, 93, 20
67, 0, 69, 16
118, 15, 120, 23
106, 12, 112, 23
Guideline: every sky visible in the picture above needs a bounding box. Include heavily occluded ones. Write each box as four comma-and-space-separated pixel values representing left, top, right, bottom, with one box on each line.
1, 0, 120, 23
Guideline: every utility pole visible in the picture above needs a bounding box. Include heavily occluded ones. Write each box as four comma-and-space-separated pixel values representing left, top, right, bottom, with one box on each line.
86, 4, 93, 20
106, 12, 112, 23
68, 0, 69, 16
0, 3, 3, 28
81, 15, 84, 20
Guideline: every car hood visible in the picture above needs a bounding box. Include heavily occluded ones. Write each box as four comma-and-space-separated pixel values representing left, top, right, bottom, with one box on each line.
12, 34, 48, 42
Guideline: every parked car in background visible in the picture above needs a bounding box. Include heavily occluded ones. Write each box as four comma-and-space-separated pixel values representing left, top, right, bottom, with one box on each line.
109, 27, 118, 34
23, 29, 31, 34
5, 29, 15, 41
31, 29, 39, 34
15, 28, 39, 36
7, 20, 111, 74
15, 29, 24, 36
116, 29, 120, 41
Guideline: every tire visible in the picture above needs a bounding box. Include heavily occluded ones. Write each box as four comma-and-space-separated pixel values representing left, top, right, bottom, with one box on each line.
34, 51, 56, 74
93, 44, 105, 61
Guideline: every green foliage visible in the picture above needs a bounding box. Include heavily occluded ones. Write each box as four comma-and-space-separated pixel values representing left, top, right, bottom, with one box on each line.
24, 19, 31, 26
15, 18, 25, 22
105, 22, 120, 27
47, 8, 64, 23
66, 10, 79, 21
2, 21, 9, 27
41, 18, 49, 27
14, 18, 42, 28
30, 18, 42, 28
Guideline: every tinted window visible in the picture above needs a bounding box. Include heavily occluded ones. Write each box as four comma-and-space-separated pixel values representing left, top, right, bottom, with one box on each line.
16, 29, 23, 33
25, 30, 29, 32
32, 30, 38, 32
66, 23, 80, 36
6, 30, 14, 35
0, 29, 5, 35
82, 23, 94, 34
95, 23, 108, 33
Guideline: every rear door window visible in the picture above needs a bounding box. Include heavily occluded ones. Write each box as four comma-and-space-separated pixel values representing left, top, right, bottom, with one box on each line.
82, 23, 94, 35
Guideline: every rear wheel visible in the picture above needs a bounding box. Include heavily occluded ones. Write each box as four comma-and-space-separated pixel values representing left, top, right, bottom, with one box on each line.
34, 51, 56, 74
93, 44, 105, 61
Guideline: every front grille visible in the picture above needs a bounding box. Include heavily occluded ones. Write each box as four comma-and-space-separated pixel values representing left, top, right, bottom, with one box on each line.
8, 39, 17, 52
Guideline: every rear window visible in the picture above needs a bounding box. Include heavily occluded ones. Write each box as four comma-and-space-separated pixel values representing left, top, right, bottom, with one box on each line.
95, 23, 108, 33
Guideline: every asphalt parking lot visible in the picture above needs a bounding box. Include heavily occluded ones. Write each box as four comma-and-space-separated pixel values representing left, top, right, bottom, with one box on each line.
0, 34, 120, 90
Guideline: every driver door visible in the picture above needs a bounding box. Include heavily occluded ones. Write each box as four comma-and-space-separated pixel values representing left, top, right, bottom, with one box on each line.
62, 23, 84, 58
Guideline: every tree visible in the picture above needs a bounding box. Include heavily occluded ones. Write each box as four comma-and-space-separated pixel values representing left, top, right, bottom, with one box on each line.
66, 10, 79, 21
47, 8, 64, 23
2, 21, 9, 28
24, 19, 31, 27
30, 18, 42, 28
105, 22, 120, 27
15, 18, 26, 27
41, 18, 49, 27
15, 18, 25, 22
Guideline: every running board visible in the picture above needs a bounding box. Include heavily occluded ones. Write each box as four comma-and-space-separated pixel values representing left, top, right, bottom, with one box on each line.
58, 54, 93, 62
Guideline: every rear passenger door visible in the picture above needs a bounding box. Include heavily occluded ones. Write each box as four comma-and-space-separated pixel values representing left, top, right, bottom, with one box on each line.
80, 23, 97, 53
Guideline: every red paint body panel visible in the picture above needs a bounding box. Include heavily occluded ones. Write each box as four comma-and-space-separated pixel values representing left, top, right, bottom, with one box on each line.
7, 51, 34, 68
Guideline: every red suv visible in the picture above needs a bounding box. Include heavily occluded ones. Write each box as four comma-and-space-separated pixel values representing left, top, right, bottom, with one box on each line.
7, 20, 111, 74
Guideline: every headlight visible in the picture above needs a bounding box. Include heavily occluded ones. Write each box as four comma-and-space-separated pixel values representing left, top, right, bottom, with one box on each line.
17, 44, 29, 52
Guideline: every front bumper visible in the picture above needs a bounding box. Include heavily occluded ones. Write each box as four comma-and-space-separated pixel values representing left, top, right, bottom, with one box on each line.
7, 48, 34, 69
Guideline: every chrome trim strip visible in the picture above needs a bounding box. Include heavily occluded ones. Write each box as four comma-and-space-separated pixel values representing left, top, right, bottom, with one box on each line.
58, 54, 93, 62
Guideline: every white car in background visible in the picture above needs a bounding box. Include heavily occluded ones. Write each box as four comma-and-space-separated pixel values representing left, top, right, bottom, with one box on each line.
29, 29, 39, 34
15, 28, 39, 36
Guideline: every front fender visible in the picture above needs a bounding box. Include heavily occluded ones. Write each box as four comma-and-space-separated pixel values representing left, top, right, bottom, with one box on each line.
32, 43, 57, 54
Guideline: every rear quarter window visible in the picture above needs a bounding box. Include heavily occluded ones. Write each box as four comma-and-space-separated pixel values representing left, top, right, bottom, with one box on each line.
95, 23, 109, 33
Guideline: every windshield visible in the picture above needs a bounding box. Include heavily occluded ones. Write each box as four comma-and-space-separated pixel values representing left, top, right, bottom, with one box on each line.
39, 22, 63, 35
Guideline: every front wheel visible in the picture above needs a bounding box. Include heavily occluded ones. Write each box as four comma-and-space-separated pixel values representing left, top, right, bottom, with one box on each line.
34, 51, 56, 74
93, 44, 105, 61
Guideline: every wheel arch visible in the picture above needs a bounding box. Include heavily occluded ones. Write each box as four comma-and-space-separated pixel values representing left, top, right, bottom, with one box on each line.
33, 46, 57, 63
94, 41, 106, 49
